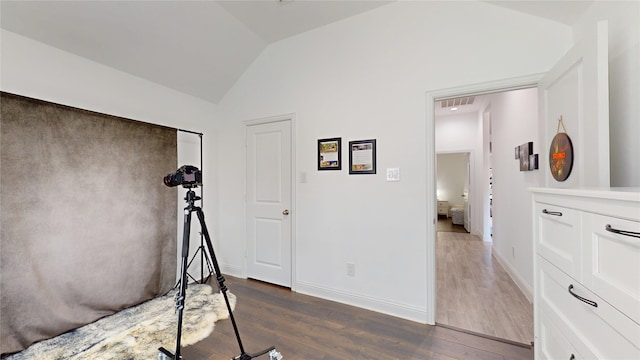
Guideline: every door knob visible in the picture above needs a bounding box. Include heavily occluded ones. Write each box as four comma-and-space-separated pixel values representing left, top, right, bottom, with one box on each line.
282, 210, 289, 215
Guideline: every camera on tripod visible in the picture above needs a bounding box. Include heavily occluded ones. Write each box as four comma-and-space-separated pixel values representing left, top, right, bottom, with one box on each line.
159, 165, 281, 360
163, 165, 202, 188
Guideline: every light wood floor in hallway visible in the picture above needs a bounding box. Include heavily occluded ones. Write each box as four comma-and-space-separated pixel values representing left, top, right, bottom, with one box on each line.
436, 230, 534, 346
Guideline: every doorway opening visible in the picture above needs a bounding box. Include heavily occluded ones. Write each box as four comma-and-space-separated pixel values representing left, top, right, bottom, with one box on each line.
428, 77, 540, 346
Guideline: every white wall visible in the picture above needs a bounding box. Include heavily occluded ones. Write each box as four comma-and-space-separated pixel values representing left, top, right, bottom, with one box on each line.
216, 1, 571, 322
1, 30, 220, 279
574, 1, 640, 186
486, 88, 541, 300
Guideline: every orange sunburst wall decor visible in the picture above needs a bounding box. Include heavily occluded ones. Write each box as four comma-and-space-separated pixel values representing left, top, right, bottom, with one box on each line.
549, 116, 574, 182
549, 132, 574, 181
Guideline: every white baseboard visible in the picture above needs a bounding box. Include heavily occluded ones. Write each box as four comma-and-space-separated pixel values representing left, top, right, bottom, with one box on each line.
294, 280, 428, 324
492, 246, 533, 303
221, 263, 244, 279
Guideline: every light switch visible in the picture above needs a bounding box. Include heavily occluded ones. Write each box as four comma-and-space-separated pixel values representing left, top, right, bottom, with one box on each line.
300, 171, 307, 183
386, 168, 400, 182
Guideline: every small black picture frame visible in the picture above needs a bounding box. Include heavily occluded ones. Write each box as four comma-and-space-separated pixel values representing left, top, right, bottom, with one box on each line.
349, 139, 376, 175
318, 137, 341, 170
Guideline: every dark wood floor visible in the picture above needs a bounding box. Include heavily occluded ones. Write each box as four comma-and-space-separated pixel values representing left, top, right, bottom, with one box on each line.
182, 276, 532, 360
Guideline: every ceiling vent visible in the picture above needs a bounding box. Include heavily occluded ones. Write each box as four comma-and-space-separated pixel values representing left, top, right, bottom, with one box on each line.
441, 96, 475, 108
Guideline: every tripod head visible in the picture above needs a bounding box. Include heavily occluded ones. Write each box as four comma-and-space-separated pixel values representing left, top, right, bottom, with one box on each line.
184, 188, 201, 204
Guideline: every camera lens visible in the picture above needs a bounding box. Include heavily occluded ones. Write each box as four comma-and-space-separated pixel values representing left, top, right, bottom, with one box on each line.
163, 173, 180, 187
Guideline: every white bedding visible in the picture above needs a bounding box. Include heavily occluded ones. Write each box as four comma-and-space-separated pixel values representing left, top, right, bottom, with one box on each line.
450, 206, 464, 225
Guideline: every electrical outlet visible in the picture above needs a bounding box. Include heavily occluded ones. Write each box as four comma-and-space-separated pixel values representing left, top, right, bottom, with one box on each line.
347, 263, 355, 277
386, 168, 400, 182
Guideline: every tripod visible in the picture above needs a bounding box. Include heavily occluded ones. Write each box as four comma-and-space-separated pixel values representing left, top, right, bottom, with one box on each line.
159, 188, 281, 360
185, 232, 214, 284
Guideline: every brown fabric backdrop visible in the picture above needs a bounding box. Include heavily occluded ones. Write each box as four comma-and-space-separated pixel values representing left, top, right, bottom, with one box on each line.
0, 92, 177, 355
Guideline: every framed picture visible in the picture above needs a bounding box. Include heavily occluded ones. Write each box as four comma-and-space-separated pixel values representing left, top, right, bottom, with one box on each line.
349, 139, 376, 174
318, 137, 341, 170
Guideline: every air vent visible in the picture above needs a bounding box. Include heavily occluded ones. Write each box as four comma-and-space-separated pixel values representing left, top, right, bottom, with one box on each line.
441, 96, 475, 108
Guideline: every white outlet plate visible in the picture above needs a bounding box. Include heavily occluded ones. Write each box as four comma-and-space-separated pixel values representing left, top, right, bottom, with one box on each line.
386, 168, 400, 181
347, 263, 355, 277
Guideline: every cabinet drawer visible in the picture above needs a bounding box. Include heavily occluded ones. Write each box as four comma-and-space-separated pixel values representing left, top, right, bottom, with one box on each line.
538, 257, 640, 359
584, 213, 640, 324
537, 310, 591, 359
437, 201, 449, 216
536, 203, 581, 280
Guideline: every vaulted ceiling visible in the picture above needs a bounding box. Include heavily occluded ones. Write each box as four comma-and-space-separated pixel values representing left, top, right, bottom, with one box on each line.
0, 1, 593, 104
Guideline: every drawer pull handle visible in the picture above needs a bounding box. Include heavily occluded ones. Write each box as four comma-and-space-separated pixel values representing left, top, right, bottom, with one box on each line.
542, 209, 563, 216
568, 284, 598, 307
605, 224, 640, 239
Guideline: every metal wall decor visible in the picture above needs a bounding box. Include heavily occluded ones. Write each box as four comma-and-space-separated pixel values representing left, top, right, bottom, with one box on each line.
515, 142, 538, 171
549, 116, 574, 181
518, 142, 533, 171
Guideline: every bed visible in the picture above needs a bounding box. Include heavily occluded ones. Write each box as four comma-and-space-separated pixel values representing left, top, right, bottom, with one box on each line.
450, 206, 465, 225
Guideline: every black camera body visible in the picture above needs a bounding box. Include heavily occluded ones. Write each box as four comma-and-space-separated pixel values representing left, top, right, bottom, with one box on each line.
163, 165, 202, 188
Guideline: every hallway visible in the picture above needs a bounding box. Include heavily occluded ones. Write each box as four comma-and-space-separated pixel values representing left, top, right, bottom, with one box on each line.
436, 231, 533, 346
437, 216, 468, 233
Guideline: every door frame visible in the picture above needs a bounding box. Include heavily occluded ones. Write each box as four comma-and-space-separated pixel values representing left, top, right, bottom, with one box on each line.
425, 74, 543, 324
244, 113, 297, 290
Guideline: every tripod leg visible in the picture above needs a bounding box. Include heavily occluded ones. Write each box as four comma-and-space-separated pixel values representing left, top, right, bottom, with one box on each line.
194, 207, 248, 356
159, 203, 193, 360
174, 207, 193, 359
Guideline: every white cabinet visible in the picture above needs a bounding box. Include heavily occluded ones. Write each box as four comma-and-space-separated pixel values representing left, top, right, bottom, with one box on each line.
583, 213, 640, 324
532, 188, 640, 360
437, 201, 449, 217
537, 310, 586, 359
535, 202, 582, 280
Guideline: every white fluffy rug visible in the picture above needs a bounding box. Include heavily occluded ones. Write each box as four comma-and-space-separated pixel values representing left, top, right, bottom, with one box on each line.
5, 284, 234, 360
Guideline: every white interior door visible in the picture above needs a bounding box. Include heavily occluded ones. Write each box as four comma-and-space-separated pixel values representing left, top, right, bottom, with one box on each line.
539, 20, 610, 188
246, 119, 292, 287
